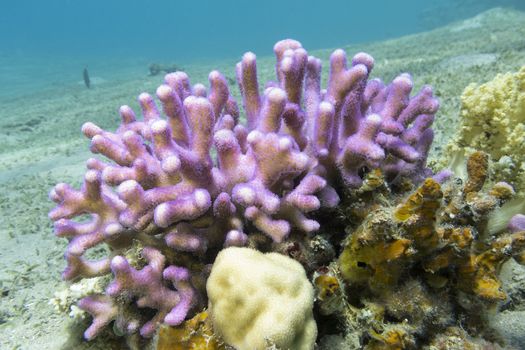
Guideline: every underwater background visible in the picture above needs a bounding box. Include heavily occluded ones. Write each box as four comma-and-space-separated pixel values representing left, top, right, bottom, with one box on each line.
1, 0, 525, 349
1, 0, 525, 100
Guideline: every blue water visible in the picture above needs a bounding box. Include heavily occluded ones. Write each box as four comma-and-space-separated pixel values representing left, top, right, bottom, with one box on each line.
0, 0, 524, 100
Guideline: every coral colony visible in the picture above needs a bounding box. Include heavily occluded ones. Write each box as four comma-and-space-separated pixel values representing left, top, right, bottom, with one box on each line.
49, 39, 525, 348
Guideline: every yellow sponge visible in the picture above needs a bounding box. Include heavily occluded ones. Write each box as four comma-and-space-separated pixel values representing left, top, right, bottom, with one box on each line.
450, 66, 525, 195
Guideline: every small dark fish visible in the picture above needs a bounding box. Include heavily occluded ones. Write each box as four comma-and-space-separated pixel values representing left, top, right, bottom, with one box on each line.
148, 63, 182, 76
148, 63, 162, 76
83, 67, 91, 88
226, 76, 236, 86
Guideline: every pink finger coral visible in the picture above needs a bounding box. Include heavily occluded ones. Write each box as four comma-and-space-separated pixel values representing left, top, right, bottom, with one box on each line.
49, 39, 440, 340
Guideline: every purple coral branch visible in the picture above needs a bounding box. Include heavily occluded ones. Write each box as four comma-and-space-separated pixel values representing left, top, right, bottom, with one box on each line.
509, 214, 525, 233
105, 247, 196, 338
49, 38, 441, 339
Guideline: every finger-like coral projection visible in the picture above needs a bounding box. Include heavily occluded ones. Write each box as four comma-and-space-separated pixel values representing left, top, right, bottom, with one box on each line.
49, 39, 441, 341
76, 247, 197, 339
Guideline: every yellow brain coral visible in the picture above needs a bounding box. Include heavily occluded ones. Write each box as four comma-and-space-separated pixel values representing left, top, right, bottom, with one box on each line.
206, 247, 317, 350
452, 66, 525, 195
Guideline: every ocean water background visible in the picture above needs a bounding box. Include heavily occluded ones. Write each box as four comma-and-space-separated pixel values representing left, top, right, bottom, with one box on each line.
1, 0, 524, 101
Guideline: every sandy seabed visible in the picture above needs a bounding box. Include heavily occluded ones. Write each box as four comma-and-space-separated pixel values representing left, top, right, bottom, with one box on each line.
0, 8, 524, 350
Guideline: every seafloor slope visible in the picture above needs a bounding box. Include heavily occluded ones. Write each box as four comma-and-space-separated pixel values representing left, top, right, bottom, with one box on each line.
0, 7, 524, 350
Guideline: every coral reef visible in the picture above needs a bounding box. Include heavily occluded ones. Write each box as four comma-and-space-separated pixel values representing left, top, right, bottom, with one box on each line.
47, 38, 525, 349
48, 38, 439, 342
333, 151, 525, 349
445, 66, 525, 197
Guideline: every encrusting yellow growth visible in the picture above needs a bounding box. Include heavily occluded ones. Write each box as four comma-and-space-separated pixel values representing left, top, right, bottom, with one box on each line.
338, 225, 411, 290
336, 152, 525, 348
447, 66, 525, 196
339, 152, 525, 302
339, 178, 443, 292
312, 267, 346, 316
458, 231, 525, 300
367, 328, 412, 350
394, 178, 443, 252
394, 178, 442, 221
314, 274, 341, 302
156, 311, 225, 350
463, 151, 489, 196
